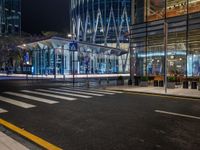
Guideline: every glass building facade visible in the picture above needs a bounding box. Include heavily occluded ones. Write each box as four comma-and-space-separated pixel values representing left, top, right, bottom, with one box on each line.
130, 0, 200, 79
20, 37, 127, 76
0, 0, 21, 35
71, 0, 131, 73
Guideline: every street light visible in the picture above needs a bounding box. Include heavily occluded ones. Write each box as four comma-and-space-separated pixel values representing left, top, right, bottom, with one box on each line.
68, 33, 76, 87
67, 34, 72, 38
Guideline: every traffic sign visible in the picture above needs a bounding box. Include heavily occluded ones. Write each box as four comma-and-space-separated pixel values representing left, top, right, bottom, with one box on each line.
69, 41, 78, 51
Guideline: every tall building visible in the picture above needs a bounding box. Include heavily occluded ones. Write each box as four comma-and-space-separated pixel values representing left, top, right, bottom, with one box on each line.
70, 0, 131, 72
71, 0, 131, 49
0, 0, 21, 35
130, 0, 200, 79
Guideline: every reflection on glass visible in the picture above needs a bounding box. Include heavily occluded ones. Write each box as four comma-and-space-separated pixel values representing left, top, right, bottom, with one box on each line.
189, 0, 200, 13
166, 0, 187, 18
188, 29, 200, 77
147, 0, 165, 21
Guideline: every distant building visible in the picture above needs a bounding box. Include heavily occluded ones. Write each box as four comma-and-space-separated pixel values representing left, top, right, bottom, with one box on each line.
0, 0, 21, 36
70, 0, 131, 73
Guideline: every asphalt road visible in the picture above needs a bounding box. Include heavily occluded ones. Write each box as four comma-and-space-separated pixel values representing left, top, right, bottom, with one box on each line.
0, 80, 200, 150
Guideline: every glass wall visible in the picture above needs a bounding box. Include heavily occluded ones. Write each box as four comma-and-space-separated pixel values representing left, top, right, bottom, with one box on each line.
167, 15, 187, 76
130, 0, 200, 78
147, 20, 165, 76
147, 0, 165, 21
188, 11, 200, 77
166, 0, 187, 18
27, 38, 127, 75
189, 0, 200, 13
0, 0, 21, 35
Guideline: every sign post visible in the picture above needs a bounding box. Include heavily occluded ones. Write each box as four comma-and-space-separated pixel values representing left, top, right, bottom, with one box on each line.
69, 41, 78, 87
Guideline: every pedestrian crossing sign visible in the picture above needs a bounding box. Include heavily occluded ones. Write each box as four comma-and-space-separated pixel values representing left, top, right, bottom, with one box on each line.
69, 42, 78, 51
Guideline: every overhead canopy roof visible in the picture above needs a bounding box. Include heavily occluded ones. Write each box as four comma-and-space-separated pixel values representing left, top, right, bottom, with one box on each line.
18, 37, 128, 56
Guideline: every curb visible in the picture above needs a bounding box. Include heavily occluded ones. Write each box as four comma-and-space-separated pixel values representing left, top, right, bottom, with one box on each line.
107, 88, 200, 100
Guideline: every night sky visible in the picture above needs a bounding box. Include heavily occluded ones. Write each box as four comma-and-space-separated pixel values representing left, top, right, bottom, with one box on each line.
21, 0, 70, 35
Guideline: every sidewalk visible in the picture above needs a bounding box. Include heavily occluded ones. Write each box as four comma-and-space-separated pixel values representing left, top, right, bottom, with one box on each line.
106, 86, 200, 99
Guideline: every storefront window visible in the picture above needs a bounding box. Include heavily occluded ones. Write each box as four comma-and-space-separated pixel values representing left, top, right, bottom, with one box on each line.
167, 16, 187, 76
147, 20, 164, 76
188, 12, 200, 77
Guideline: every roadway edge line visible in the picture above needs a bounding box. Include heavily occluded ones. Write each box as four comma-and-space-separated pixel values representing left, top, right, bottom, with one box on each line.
0, 118, 62, 150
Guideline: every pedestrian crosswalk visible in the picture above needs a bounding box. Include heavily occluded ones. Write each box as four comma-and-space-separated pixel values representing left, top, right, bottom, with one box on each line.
0, 96, 36, 109
21, 90, 76, 101
4, 92, 59, 104
0, 108, 8, 113
0, 87, 123, 114
36, 89, 92, 99
49, 88, 104, 97
61, 87, 116, 95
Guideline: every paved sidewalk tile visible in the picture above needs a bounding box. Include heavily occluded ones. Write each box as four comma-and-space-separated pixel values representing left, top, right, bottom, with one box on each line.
0, 131, 29, 150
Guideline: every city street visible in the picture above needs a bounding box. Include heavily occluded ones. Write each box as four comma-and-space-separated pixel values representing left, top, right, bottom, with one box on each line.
0, 80, 199, 150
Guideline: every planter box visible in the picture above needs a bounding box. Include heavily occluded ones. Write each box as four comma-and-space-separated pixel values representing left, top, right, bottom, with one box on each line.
140, 81, 148, 87
167, 82, 175, 89
117, 80, 124, 86
154, 80, 158, 87
134, 78, 140, 86
128, 79, 132, 85
183, 81, 189, 89
191, 81, 197, 89
159, 80, 164, 87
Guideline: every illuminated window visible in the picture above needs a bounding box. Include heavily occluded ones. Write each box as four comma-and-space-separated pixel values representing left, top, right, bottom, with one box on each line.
166, 0, 187, 18
189, 0, 200, 13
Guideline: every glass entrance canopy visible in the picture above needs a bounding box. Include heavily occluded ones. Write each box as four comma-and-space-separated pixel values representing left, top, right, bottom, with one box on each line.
19, 37, 128, 76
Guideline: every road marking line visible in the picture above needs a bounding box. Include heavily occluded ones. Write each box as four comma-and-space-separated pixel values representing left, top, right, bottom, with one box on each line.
0, 96, 35, 109
0, 119, 62, 150
0, 108, 8, 113
4, 92, 59, 104
61, 87, 114, 95
125, 91, 200, 101
50, 88, 104, 97
21, 90, 76, 101
0, 131, 29, 150
37, 89, 92, 99
155, 110, 200, 120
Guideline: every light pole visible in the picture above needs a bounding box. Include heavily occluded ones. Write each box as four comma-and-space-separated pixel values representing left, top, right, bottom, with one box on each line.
164, 21, 168, 94
68, 33, 76, 87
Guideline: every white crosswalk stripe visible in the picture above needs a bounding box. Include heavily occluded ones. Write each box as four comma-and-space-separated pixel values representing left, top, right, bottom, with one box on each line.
0, 96, 35, 109
49, 88, 104, 97
21, 90, 77, 101
61, 87, 115, 95
36, 89, 92, 99
0, 108, 8, 113
4, 92, 59, 104
78, 87, 123, 94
